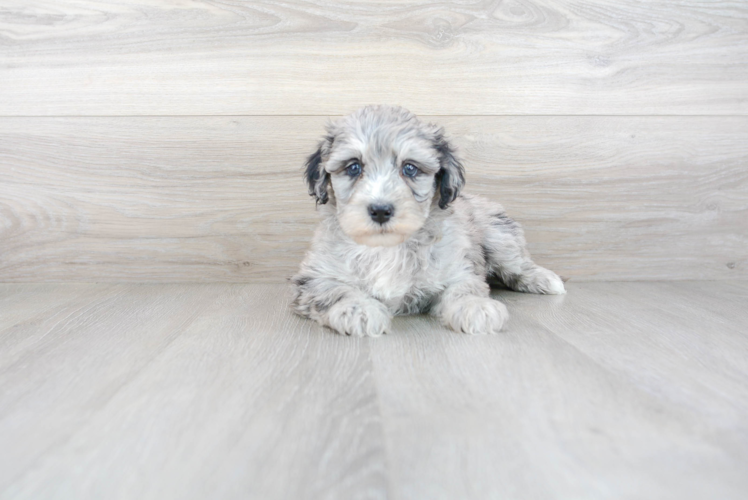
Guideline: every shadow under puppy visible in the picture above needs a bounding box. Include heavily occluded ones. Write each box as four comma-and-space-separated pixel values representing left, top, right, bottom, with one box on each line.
292, 105, 565, 336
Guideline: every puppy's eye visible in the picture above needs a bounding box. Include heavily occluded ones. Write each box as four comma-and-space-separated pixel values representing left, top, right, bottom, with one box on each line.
402, 163, 419, 178
345, 162, 362, 177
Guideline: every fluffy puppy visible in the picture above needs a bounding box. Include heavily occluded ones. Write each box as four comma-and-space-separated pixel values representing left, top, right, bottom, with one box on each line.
292, 105, 565, 336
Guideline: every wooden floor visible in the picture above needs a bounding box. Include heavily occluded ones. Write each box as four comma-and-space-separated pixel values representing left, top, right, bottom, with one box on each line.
1, 281, 747, 499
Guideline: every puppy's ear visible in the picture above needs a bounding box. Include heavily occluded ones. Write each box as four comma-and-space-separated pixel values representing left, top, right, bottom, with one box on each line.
304, 135, 334, 205
432, 129, 465, 209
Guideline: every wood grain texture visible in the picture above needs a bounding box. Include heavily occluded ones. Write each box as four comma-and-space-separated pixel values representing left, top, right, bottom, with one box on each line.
370, 281, 748, 499
1, 1, 747, 116
0, 284, 388, 500
1, 116, 746, 282
1, 282, 747, 499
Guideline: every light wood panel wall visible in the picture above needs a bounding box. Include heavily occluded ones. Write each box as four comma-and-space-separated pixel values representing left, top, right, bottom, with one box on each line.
0, 1, 746, 282
1, 116, 745, 282
1, 0, 747, 116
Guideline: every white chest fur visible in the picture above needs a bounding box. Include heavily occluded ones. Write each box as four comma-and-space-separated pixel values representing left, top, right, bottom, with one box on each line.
344, 234, 466, 312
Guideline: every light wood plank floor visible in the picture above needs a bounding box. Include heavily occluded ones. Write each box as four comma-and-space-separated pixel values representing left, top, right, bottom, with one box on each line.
1, 282, 747, 499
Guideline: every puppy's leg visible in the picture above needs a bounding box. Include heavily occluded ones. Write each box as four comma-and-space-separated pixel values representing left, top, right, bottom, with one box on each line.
431, 277, 509, 334
292, 276, 391, 337
481, 211, 566, 295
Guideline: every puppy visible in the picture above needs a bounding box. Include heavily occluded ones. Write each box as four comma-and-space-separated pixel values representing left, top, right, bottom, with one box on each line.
292, 105, 565, 336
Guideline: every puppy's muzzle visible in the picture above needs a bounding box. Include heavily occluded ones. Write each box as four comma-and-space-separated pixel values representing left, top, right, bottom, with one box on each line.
368, 204, 394, 225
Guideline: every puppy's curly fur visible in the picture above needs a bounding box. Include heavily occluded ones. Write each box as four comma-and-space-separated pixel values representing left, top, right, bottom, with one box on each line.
292, 105, 565, 336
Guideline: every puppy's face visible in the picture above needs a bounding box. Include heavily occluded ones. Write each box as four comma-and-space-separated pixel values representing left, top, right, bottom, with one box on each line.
305, 105, 465, 247
327, 118, 442, 246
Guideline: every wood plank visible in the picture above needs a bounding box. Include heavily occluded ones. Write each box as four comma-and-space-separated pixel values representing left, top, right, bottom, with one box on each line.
0, 116, 321, 282
370, 281, 748, 499
1, 1, 747, 116
0, 283, 102, 331
1, 282, 747, 497
0, 284, 388, 499
1, 115, 745, 282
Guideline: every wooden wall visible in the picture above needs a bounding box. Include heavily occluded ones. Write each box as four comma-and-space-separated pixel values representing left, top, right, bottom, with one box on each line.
1, 1, 747, 282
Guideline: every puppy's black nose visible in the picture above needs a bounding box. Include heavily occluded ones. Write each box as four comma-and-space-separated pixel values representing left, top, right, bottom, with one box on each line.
368, 204, 394, 224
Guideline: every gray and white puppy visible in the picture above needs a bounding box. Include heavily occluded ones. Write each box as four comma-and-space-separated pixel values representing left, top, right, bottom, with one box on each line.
292, 105, 565, 336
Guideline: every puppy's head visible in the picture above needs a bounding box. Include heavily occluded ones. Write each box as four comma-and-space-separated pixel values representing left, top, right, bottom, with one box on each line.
305, 105, 465, 247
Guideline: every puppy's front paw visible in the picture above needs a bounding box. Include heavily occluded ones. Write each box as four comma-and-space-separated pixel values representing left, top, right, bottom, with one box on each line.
443, 296, 508, 335
326, 297, 391, 337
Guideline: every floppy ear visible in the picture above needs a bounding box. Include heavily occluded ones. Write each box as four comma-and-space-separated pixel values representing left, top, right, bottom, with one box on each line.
304, 135, 334, 205
432, 129, 465, 209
